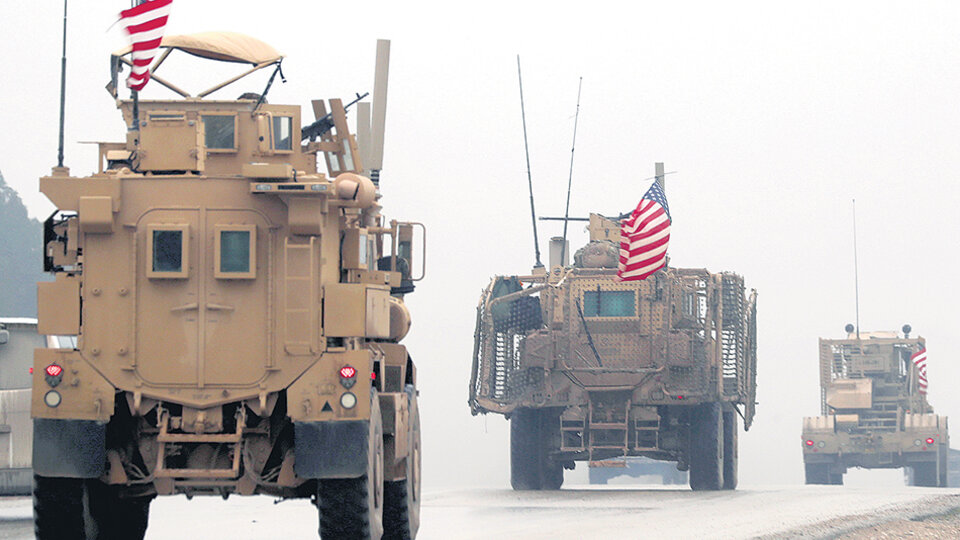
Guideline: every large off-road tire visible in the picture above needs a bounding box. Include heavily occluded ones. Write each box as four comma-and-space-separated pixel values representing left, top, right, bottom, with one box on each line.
318, 392, 384, 539
912, 462, 940, 487
828, 470, 844, 485
383, 385, 421, 540
510, 408, 563, 490
804, 463, 828, 485
689, 402, 724, 491
34, 475, 85, 540
86, 479, 152, 540
805, 463, 843, 485
722, 410, 739, 490
34, 474, 153, 540
939, 444, 949, 487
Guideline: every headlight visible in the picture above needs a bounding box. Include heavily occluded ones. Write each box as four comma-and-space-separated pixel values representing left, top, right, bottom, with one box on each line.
340, 392, 357, 409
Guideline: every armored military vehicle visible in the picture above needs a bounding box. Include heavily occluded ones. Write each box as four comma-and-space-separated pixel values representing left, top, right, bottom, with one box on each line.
470, 213, 757, 491
801, 326, 948, 486
33, 33, 422, 539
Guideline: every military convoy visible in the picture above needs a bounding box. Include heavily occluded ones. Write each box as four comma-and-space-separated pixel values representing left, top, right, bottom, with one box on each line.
32, 33, 421, 539
802, 326, 949, 487
470, 211, 758, 491
10, 12, 957, 540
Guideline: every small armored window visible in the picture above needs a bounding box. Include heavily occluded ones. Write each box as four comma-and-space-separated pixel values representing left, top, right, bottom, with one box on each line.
146, 224, 189, 279
583, 290, 636, 317
215, 225, 256, 279
202, 115, 237, 150
272, 116, 292, 151
153, 231, 182, 271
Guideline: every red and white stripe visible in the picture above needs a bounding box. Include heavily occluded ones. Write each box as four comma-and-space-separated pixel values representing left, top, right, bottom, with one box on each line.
912, 347, 927, 394
120, 0, 173, 91
617, 197, 671, 282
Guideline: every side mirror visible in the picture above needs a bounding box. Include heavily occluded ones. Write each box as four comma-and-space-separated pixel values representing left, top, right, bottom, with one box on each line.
0, 329, 9, 345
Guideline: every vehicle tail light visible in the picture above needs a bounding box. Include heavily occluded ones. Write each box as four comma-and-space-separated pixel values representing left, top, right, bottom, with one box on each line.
926, 437, 935, 445
805, 439, 815, 447
44, 364, 63, 387
339, 365, 357, 389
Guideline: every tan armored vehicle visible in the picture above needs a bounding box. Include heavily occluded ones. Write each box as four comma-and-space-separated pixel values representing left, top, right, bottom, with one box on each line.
33, 33, 422, 539
470, 213, 758, 491
802, 326, 948, 486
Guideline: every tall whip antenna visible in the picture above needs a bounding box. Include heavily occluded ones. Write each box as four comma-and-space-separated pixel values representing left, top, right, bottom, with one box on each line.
852, 199, 860, 339
517, 56, 542, 269
56, 0, 68, 168
560, 77, 583, 266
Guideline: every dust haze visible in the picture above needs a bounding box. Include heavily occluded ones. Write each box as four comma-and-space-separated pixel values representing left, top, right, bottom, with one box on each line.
1, 0, 958, 492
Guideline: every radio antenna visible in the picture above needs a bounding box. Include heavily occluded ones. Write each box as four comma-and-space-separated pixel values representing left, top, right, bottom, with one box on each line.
56, 0, 68, 168
852, 199, 860, 339
559, 77, 582, 266
517, 56, 542, 269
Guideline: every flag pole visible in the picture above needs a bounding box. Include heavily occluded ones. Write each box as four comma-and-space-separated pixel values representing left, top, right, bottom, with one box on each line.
852, 198, 860, 339
517, 56, 543, 269
129, 0, 144, 135
560, 77, 582, 267
56, 0, 68, 168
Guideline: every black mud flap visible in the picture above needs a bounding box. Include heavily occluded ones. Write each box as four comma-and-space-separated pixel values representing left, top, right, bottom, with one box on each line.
33, 418, 106, 478
294, 420, 368, 479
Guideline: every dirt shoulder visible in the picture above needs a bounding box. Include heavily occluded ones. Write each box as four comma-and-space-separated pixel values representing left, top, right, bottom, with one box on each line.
836, 505, 960, 540
757, 493, 960, 539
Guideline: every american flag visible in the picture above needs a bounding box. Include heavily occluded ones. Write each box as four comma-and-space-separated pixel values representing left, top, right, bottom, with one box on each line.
617, 181, 671, 281
912, 347, 928, 394
120, 0, 173, 91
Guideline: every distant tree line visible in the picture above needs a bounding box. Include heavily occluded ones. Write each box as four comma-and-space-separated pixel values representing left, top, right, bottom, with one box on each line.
0, 170, 47, 317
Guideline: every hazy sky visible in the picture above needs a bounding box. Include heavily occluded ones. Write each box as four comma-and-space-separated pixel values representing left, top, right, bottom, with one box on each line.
2, 1, 959, 488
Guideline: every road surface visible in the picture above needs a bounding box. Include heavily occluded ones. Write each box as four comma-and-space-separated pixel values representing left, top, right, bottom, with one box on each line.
2, 485, 959, 538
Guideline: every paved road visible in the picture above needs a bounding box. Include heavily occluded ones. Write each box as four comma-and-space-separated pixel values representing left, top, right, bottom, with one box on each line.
2, 485, 959, 539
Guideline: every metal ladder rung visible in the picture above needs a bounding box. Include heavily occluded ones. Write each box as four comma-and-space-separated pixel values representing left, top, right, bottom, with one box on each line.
590, 422, 628, 430
155, 410, 245, 479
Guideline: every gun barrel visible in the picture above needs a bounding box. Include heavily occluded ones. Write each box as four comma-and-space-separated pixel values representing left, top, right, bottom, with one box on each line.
301, 92, 370, 142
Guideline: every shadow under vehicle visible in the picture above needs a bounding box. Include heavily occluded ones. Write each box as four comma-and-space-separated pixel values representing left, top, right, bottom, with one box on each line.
33, 33, 423, 539
470, 212, 757, 492
802, 327, 948, 487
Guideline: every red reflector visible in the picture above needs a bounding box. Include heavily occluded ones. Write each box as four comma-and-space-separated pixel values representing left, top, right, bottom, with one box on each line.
339, 366, 356, 379
676, 395, 684, 400
926, 438, 935, 445
805, 440, 814, 447
45, 365, 63, 377
28, 367, 34, 374
371, 372, 377, 381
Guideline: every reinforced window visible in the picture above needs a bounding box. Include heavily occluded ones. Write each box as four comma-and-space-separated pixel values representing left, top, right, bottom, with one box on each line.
202, 114, 237, 151
272, 116, 292, 151
583, 290, 636, 317
146, 224, 189, 279
215, 224, 256, 279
